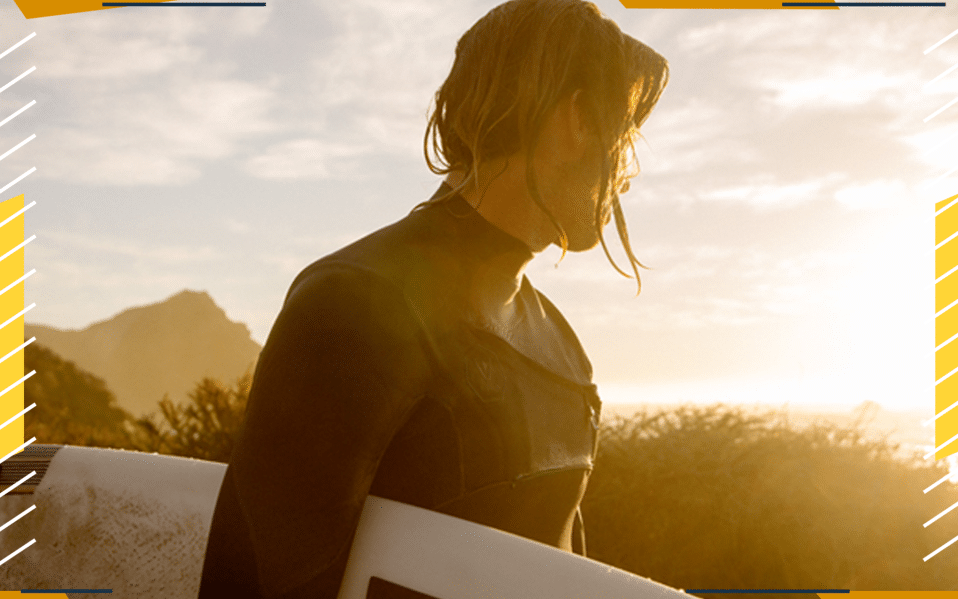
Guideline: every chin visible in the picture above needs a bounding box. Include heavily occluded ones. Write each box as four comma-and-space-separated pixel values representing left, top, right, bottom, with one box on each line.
562, 231, 602, 253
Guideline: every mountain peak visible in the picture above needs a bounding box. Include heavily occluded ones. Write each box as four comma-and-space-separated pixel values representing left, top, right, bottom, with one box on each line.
169, 289, 214, 301
24, 290, 262, 417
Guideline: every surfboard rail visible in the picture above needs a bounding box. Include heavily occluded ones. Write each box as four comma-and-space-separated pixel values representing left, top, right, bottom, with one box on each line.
340, 495, 691, 599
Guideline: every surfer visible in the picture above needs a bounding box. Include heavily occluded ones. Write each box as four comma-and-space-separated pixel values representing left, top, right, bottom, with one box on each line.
198, 1, 668, 597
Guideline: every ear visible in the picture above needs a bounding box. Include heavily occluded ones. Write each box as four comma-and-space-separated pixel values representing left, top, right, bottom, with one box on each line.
563, 89, 596, 161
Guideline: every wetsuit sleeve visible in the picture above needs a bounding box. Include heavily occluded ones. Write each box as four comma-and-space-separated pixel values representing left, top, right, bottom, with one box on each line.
229, 266, 432, 598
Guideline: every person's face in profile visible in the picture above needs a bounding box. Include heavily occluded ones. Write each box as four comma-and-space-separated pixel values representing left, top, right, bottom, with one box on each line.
535, 90, 624, 254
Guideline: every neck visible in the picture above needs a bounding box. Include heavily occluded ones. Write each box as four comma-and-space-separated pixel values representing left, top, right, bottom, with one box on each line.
445, 162, 556, 256
439, 173, 539, 318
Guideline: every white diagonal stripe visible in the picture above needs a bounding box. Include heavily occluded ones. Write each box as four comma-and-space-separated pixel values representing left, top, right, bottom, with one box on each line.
925, 499, 958, 527
0, 33, 35, 61
0, 336, 34, 366
936, 263, 958, 285
0, 100, 35, 129
0, 66, 35, 94
0, 402, 34, 433
0, 134, 35, 162
926, 27, 958, 55
0, 235, 35, 265
929, 130, 958, 155
0, 371, 35, 400
0, 168, 36, 196
0, 539, 35, 567
936, 229, 958, 251
928, 61, 958, 87
936, 331, 958, 352
924, 471, 954, 493
936, 196, 958, 217
935, 364, 958, 386
0, 504, 34, 534
0, 437, 35, 466
0, 269, 34, 299
936, 297, 958, 319
925, 432, 958, 459
0, 470, 35, 499
925, 533, 958, 561
932, 165, 958, 186
923, 397, 958, 426
0, 303, 35, 331
0, 200, 35, 230
925, 96, 958, 123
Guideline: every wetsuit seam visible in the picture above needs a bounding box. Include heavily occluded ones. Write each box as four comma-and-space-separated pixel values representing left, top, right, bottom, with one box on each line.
295, 259, 474, 497
430, 465, 594, 512
247, 263, 441, 597
466, 325, 595, 390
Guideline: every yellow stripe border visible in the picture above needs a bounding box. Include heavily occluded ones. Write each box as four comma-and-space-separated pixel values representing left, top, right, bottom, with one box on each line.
0, 195, 26, 462
936, 194, 958, 460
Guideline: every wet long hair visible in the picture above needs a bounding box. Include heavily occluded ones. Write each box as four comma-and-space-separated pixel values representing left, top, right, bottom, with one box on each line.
421, 0, 669, 293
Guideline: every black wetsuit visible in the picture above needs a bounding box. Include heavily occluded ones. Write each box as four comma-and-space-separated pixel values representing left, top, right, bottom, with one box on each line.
199, 185, 602, 598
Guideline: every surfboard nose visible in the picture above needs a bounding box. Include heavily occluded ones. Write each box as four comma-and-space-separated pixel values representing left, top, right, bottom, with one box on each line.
0, 445, 227, 598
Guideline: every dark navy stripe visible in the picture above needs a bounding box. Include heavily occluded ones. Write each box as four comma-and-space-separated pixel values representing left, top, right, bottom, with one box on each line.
782, 2, 943, 5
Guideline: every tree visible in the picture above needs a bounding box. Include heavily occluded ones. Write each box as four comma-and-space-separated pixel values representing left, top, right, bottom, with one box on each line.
131, 374, 250, 463
23, 341, 135, 448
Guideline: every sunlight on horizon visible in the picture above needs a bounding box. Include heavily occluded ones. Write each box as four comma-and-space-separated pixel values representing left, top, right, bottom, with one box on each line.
597, 375, 934, 415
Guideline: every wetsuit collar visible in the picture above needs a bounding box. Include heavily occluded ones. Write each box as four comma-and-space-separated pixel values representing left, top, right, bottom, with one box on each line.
430, 182, 535, 269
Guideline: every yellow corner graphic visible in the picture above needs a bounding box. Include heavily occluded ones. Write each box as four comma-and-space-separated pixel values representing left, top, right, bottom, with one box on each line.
13, 0, 175, 19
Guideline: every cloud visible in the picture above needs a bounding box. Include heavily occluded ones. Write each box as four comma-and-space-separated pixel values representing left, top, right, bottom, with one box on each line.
38, 76, 277, 185
31, 6, 273, 79
16, 8, 280, 186
225, 218, 251, 234
700, 175, 843, 208
298, 1, 484, 156
245, 139, 370, 180
760, 68, 912, 110
41, 230, 224, 265
529, 239, 865, 336
630, 7, 943, 214
833, 179, 909, 211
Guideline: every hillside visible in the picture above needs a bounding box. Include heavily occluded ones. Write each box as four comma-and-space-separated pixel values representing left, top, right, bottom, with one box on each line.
25, 290, 262, 417
24, 341, 133, 447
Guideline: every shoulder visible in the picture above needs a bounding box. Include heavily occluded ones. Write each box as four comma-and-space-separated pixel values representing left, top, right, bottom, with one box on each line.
284, 206, 467, 334
251, 259, 434, 410
277, 263, 419, 348
294, 206, 457, 296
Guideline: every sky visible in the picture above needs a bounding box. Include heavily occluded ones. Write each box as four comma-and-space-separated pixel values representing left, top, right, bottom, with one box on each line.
0, 0, 954, 413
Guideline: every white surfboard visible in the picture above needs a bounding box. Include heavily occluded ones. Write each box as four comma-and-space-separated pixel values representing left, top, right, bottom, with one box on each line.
0, 445, 689, 599
0, 444, 227, 597
339, 496, 690, 599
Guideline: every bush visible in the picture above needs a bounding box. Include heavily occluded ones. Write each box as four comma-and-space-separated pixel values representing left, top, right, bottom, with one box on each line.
131, 375, 250, 463
582, 404, 958, 594
24, 342, 135, 448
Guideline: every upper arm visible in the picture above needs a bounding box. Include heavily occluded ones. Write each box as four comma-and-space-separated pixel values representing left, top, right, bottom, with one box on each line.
230, 266, 432, 597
